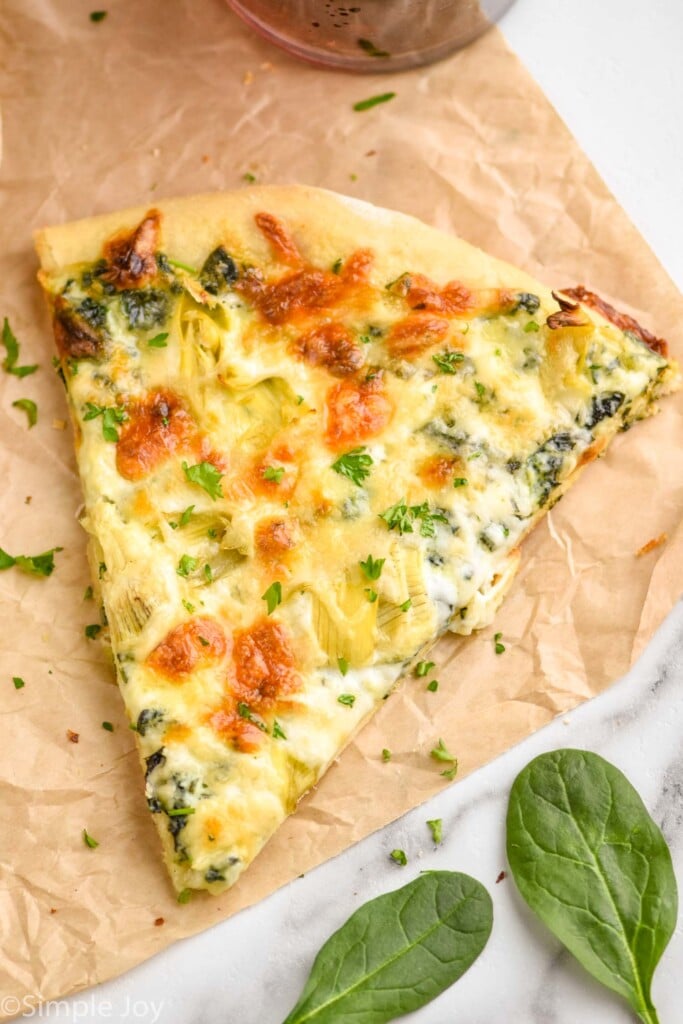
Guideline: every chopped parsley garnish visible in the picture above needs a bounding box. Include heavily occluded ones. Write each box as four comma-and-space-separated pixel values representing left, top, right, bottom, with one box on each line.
83, 402, 128, 443
453, 477, 468, 488
338, 693, 356, 707
400, 598, 412, 612
494, 631, 506, 655
427, 819, 443, 845
331, 447, 373, 487
262, 581, 282, 615
410, 502, 448, 538
390, 849, 407, 865
182, 460, 224, 500
102, 721, 114, 732
426, 679, 439, 692
147, 332, 169, 348
272, 720, 287, 740
365, 588, 378, 603
431, 738, 457, 763
85, 624, 102, 640
177, 888, 192, 904
379, 499, 447, 538
98, 562, 107, 579
198, 635, 210, 647
263, 465, 285, 483
0, 546, 62, 577
379, 498, 413, 534
12, 676, 25, 690
359, 554, 385, 580
167, 806, 196, 817
338, 656, 349, 676
431, 739, 459, 780
237, 702, 267, 731
179, 505, 195, 527
473, 380, 492, 405
89, 10, 107, 22
353, 92, 396, 112
176, 554, 197, 578
203, 563, 213, 583
82, 829, 99, 848
381, 748, 392, 762
415, 661, 435, 678
2, 318, 38, 377
83, 586, 94, 601
182, 599, 196, 614
524, 321, 540, 333
12, 398, 38, 428
357, 37, 390, 58
242, 172, 256, 184
432, 350, 465, 374
331, 258, 343, 274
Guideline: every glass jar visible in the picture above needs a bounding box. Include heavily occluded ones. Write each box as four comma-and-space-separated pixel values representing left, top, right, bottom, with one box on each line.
226, 0, 517, 72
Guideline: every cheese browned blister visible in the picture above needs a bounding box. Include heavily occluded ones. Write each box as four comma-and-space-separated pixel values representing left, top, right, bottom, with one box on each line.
35, 187, 678, 893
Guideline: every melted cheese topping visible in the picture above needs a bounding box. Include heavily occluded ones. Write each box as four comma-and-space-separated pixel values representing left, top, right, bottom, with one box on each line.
39, 200, 676, 893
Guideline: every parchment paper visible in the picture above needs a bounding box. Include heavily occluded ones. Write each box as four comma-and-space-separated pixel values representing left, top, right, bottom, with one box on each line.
1, 1, 682, 1015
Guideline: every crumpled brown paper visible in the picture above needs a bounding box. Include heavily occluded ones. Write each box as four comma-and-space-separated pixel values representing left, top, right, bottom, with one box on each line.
0, 1, 681, 1015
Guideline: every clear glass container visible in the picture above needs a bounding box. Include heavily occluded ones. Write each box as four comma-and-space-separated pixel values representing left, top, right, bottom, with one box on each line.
226, 0, 517, 72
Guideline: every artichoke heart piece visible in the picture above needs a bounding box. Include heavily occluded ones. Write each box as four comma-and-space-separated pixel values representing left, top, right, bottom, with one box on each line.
176, 293, 231, 378
376, 546, 436, 660
232, 377, 301, 451
170, 512, 249, 584
310, 575, 378, 668
107, 583, 157, 647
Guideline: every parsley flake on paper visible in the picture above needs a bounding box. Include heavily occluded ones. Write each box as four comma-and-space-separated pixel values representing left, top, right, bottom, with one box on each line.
2, 318, 38, 378
0, 546, 62, 577
353, 92, 396, 112
12, 398, 38, 428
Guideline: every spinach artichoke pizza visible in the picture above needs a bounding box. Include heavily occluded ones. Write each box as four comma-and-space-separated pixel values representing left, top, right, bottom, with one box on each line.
35, 186, 678, 894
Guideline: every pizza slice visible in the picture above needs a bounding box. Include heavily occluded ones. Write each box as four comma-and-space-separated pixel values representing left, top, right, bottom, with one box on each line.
35, 187, 678, 894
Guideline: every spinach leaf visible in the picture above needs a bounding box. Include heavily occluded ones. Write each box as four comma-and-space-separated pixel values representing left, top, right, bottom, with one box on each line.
120, 288, 169, 330
282, 870, 492, 1024
507, 749, 677, 1024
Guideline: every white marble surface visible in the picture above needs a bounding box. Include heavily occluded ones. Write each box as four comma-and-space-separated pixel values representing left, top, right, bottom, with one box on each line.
19, 0, 683, 1021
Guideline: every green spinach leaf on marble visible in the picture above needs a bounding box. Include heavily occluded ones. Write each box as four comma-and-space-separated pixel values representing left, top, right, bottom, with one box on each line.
507, 749, 677, 1024
282, 870, 492, 1024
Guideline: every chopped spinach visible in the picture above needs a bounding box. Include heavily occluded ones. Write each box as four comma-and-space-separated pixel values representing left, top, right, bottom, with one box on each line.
584, 391, 625, 430
75, 297, 107, 329
144, 748, 166, 780
120, 288, 169, 330
137, 708, 165, 736
200, 247, 238, 295
514, 292, 541, 314
525, 432, 577, 506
